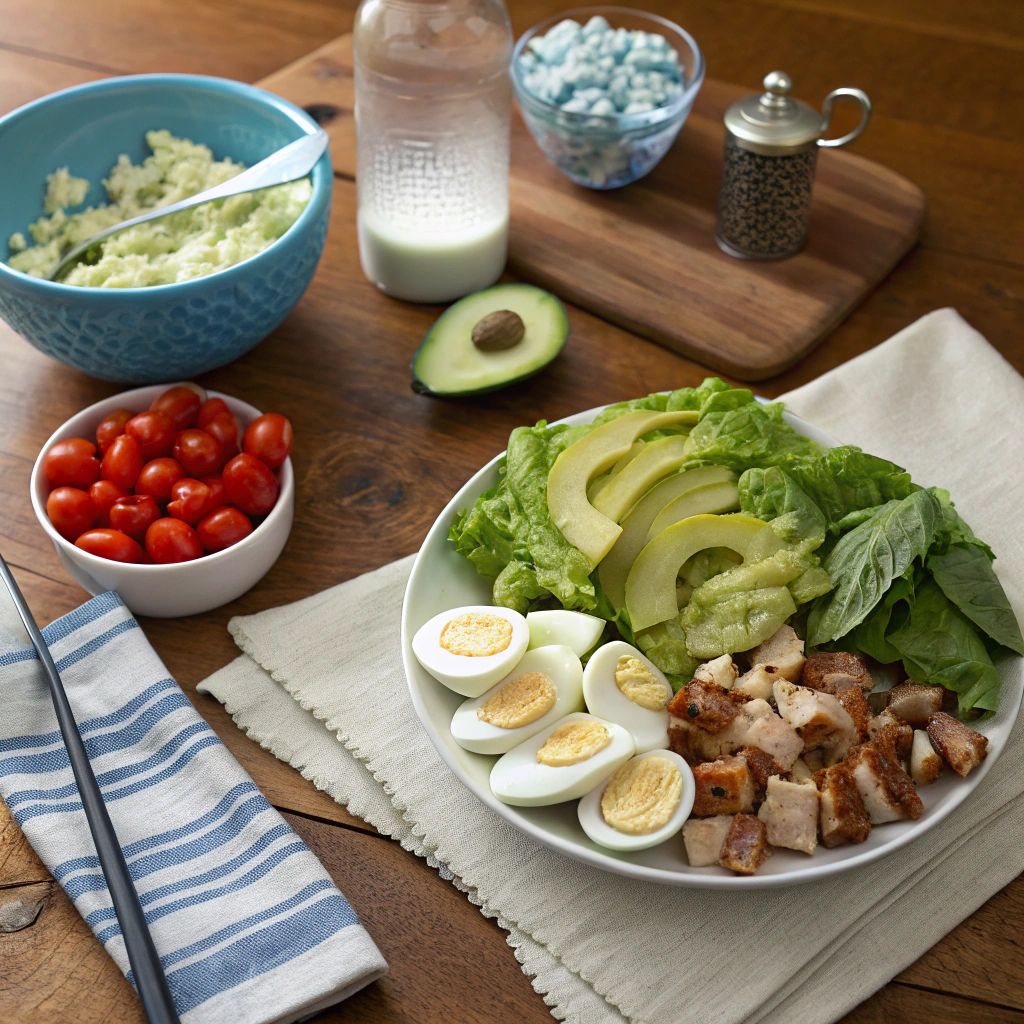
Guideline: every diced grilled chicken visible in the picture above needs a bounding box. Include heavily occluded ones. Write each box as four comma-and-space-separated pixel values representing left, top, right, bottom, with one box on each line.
927, 712, 989, 777
692, 756, 755, 816
887, 682, 944, 727
749, 625, 806, 683
719, 813, 773, 875
738, 745, 784, 799
835, 687, 871, 742
758, 775, 819, 855
682, 815, 733, 867
733, 666, 776, 701
790, 757, 814, 784
773, 681, 858, 757
910, 729, 943, 786
868, 709, 914, 761
694, 654, 739, 690
742, 713, 803, 770
817, 763, 872, 848
846, 740, 923, 824
802, 651, 874, 694
669, 698, 773, 764
667, 680, 739, 734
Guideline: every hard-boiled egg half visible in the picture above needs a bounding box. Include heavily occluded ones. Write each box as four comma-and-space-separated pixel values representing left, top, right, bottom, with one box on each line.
412, 605, 529, 697
526, 610, 605, 658
577, 749, 694, 852
582, 641, 672, 753
489, 712, 635, 806
450, 646, 585, 754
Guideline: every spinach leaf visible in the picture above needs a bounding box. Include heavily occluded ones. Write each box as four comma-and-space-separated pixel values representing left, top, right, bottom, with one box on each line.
807, 488, 941, 645
888, 577, 1001, 714
851, 574, 915, 664
928, 543, 1024, 655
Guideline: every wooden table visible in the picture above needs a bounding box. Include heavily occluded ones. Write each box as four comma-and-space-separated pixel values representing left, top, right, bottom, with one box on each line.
1, 2, 1022, 1021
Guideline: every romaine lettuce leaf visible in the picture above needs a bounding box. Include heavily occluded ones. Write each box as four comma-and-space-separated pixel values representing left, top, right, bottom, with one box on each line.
739, 466, 827, 553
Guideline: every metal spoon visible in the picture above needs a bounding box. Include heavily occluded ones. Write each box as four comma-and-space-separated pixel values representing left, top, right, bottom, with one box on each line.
0, 554, 181, 1024
48, 129, 329, 281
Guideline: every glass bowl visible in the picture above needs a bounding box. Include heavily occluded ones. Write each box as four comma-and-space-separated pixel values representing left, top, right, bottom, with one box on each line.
512, 6, 705, 189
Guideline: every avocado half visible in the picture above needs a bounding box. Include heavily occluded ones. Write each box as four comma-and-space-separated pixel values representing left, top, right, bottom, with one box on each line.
411, 283, 569, 397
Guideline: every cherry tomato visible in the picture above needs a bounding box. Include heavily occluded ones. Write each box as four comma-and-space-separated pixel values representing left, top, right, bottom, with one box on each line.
109, 494, 161, 541
203, 410, 240, 461
46, 486, 98, 542
151, 386, 202, 430
43, 438, 101, 489
135, 458, 185, 504
95, 409, 135, 454
88, 479, 128, 527
197, 507, 253, 553
145, 517, 203, 563
167, 478, 215, 526
125, 411, 176, 460
101, 434, 143, 491
173, 428, 223, 476
222, 453, 279, 516
243, 413, 293, 470
75, 528, 145, 563
197, 397, 230, 429
201, 475, 226, 512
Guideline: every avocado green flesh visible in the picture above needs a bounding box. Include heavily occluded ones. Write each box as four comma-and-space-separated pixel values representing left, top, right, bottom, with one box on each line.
411, 283, 569, 396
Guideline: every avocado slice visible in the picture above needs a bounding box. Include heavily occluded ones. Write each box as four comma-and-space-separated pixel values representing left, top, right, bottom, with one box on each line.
592, 434, 691, 524
411, 283, 569, 396
625, 513, 778, 632
546, 410, 700, 567
598, 474, 739, 610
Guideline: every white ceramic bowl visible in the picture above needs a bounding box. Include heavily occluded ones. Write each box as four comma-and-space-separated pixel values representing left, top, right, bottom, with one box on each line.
30, 383, 294, 618
402, 403, 1023, 888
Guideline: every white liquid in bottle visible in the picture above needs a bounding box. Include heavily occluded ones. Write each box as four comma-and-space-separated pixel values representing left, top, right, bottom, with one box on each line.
355, 0, 512, 304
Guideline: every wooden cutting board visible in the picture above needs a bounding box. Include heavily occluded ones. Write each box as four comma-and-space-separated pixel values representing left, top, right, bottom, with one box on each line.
262, 36, 925, 381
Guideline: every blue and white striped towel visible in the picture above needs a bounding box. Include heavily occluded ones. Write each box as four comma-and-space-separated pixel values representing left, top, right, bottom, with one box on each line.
0, 591, 387, 1023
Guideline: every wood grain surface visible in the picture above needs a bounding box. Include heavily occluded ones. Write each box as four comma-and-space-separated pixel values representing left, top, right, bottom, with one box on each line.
0, 1, 1022, 1022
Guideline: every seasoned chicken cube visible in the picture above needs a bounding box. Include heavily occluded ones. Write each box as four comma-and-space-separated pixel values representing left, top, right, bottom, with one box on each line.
682, 815, 733, 867
667, 680, 738, 734
733, 666, 776, 701
758, 776, 819, 855
817, 764, 871, 848
847, 742, 923, 824
742, 713, 803, 770
887, 682, 943, 727
868, 709, 914, 761
749, 624, 805, 682
694, 654, 739, 690
790, 757, 814, 784
835, 687, 871, 742
719, 814, 773, 875
737, 745, 784, 799
927, 712, 989, 777
692, 756, 755, 816
910, 729, 943, 786
669, 698, 773, 764
802, 651, 873, 693
773, 680, 858, 753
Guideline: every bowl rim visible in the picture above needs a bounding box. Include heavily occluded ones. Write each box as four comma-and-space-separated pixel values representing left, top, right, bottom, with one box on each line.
512, 5, 706, 131
0, 73, 332, 299
30, 382, 294, 575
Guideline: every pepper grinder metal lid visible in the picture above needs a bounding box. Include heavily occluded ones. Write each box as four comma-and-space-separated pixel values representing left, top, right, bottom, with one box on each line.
715, 72, 871, 260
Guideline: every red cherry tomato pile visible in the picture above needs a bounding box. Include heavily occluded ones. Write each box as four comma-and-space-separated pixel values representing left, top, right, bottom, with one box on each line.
42, 384, 293, 565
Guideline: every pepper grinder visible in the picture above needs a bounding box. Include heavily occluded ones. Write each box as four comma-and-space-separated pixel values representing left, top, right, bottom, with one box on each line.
715, 71, 871, 261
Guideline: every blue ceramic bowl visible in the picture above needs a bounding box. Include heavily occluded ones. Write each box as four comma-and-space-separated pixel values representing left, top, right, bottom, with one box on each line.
0, 75, 332, 383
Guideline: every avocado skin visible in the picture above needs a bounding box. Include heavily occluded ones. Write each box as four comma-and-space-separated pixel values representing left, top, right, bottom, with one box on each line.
410, 283, 569, 397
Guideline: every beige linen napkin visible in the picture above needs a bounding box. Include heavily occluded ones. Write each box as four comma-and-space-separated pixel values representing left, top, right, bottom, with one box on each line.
199, 308, 1024, 1024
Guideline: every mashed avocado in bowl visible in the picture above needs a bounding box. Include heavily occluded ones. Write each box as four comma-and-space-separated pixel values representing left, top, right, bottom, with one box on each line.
7, 129, 311, 287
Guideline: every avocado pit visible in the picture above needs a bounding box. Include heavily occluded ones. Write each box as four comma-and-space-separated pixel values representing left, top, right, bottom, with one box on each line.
472, 309, 525, 352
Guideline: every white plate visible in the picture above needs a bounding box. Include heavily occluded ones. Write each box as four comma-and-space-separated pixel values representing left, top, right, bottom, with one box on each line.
401, 404, 1023, 887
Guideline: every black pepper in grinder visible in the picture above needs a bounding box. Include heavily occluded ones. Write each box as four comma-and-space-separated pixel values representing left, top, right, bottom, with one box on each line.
715, 71, 871, 260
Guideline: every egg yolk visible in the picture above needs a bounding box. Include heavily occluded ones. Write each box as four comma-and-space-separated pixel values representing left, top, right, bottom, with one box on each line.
537, 720, 610, 766
477, 671, 557, 729
601, 756, 682, 835
614, 656, 672, 711
440, 612, 513, 657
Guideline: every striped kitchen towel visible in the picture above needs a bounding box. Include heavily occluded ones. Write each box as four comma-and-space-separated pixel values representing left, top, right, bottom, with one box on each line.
0, 590, 387, 1024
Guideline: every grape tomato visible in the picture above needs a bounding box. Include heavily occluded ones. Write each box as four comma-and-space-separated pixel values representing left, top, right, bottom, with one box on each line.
95, 409, 135, 454
47, 487, 98, 541
243, 413, 293, 470
125, 411, 176, 459
89, 480, 128, 527
146, 517, 203, 563
151, 385, 202, 430
75, 528, 145, 564
109, 494, 161, 541
173, 429, 223, 477
203, 411, 240, 460
44, 438, 101, 489
197, 507, 253, 553
167, 478, 215, 526
222, 453, 278, 515
135, 458, 185, 504
197, 397, 230, 429
101, 434, 143, 490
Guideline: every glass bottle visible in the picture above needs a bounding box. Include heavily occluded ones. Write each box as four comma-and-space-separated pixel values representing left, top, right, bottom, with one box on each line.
354, 0, 513, 303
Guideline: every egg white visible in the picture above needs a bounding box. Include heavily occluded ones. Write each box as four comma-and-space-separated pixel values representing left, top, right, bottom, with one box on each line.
577, 749, 694, 852
412, 605, 529, 697
582, 640, 671, 753
489, 712, 636, 807
526, 610, 606, 658
450, 646, 585, 754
